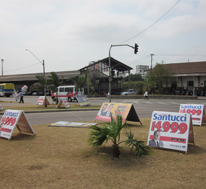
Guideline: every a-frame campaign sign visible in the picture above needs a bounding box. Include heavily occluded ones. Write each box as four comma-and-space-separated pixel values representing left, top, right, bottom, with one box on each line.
0, 109, 35, 140
36, 96, 50, 106
56, 98, 70, 108
179, 104, 206, 126
95, 103, 142, 125
147, 111, 195, 154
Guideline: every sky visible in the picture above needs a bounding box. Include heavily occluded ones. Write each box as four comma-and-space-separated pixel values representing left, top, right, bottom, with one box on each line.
0, 0, 206, 75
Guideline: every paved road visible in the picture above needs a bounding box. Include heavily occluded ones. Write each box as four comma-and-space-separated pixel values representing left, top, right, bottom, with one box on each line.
1, 96, 206, 125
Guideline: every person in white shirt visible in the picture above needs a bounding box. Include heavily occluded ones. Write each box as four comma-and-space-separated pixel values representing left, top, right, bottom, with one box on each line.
144, 91, 148, 100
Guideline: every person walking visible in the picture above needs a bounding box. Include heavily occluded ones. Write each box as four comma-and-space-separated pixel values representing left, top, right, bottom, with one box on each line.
144, 90, 148, 100
19, 90, 24, 103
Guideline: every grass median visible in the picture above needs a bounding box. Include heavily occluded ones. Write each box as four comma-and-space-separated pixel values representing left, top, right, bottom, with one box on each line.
0, 118, 205, 188
0, 103, 101, 113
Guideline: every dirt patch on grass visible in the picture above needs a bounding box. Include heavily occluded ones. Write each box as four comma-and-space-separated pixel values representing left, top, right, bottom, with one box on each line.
0, 119, 206, 188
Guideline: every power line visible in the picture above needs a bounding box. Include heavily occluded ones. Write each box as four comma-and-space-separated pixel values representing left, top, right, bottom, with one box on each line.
119, 0, 181, 44
129, 56, 149, 65
4, 62, 40, 74
156, 54, 206, 56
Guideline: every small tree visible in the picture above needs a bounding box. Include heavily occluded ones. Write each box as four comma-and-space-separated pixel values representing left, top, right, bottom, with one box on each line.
48, 72, 63, 104
89, 115, 150, 158
123, 73, 143, 82
32, 75, 47, 107
68, 72, 87, 95
146, 62, 173, 93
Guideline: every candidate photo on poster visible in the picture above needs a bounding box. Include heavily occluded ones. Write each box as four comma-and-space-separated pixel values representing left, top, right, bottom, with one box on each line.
98, 103, 108, 116
105, 104, 114, 117
149, 130, 164, 147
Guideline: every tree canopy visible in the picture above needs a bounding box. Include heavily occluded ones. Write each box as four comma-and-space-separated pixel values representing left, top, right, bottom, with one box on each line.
123, 73, 143, 82
146, 63, 173, 92
68, 72, 87, 95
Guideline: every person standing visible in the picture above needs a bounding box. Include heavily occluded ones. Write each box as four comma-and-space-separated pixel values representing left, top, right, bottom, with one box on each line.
107, 91, 110, 99
19, 91, 24, 103
144, 90, 148, 100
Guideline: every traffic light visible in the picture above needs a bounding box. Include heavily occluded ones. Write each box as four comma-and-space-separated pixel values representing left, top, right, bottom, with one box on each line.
134, 43, 138, 54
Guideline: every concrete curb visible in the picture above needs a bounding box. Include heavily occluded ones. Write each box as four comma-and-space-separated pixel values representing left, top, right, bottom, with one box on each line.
0, 108, 99, 115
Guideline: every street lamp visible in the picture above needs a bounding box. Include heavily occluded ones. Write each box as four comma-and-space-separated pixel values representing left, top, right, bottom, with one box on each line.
108, 43, 138, 102
25, 49, 47, 107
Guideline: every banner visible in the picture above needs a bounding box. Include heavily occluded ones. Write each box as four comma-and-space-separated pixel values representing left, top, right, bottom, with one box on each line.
147, 111, 194, 153
49, 121, 97, 128
75, 95, 90, 106
95, 103, 141, 124
56, 98, 70, 108
36, 96, 50, 106
0, 109, 35, 140
179, 104, 205, 126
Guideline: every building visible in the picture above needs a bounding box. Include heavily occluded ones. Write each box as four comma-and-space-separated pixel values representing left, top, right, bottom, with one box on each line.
162, 61, 206, 96
80, 57, 133, 95
136, 65, 149, 79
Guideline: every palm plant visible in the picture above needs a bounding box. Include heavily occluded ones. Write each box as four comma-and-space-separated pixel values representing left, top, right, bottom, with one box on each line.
32, 75, 47, 107
48, 72, 63, 104
68, 72, 87, 95
89, 115, 150, 158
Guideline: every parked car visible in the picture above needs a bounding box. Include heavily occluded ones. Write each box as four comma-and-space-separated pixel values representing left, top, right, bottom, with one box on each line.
121, 89, 138, 95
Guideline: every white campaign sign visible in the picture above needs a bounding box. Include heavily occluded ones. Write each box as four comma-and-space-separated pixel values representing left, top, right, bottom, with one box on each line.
0, 109, 35, 140
36, 96, 50, 106
179, 104, 205, 126
147, 111, 194, 153
61, 98, 70, 108
56, 98, 70, 108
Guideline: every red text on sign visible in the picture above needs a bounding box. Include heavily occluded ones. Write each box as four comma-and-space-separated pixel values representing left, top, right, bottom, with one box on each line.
151, 121, 187, 134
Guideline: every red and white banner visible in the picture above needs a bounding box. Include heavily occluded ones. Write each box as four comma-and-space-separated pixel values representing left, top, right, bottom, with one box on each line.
0, 109, 35, 140
21, 85, 28, 93
36, 96, 50, 106
179, 104, 205, 126
147, 111, 194, 152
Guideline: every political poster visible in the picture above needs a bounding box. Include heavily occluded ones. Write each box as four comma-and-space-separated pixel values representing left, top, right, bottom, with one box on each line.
0, 109, 35, 140
13, 90, 19, 102
49, 121, 97, 128
179, 104, 205, 126
36, 96, 50, 106
147, 111, 194, 153
95, 103, 141, 124
56, 98, 70, 108
75, 95, 90, 107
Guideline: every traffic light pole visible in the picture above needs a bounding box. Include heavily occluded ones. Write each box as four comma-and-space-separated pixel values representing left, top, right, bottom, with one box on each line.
108, 43, 138, 103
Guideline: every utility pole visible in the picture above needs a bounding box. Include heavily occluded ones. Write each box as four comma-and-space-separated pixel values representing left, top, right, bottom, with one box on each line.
150, 54, 154, 72
1, 59, 4, 76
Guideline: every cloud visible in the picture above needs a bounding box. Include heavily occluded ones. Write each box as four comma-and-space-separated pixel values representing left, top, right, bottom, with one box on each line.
0, 0, 205, 75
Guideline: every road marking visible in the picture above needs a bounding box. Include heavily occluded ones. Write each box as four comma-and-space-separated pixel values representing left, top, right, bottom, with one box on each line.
157, 102, 167, 105
170, 102, 180, 105
144, 101, 152, 104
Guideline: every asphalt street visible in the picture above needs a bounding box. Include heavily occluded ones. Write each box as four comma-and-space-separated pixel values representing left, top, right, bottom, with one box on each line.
1, 95, 206, 125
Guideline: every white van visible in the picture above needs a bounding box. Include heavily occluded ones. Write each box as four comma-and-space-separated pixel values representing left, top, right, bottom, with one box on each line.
51, 85, 79, 102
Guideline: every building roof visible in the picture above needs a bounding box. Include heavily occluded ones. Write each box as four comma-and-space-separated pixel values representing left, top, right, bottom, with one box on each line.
0, 70, 80, 82
162, 61, 206, 76
79, 57, 133, 73
163, 61, 206, 74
